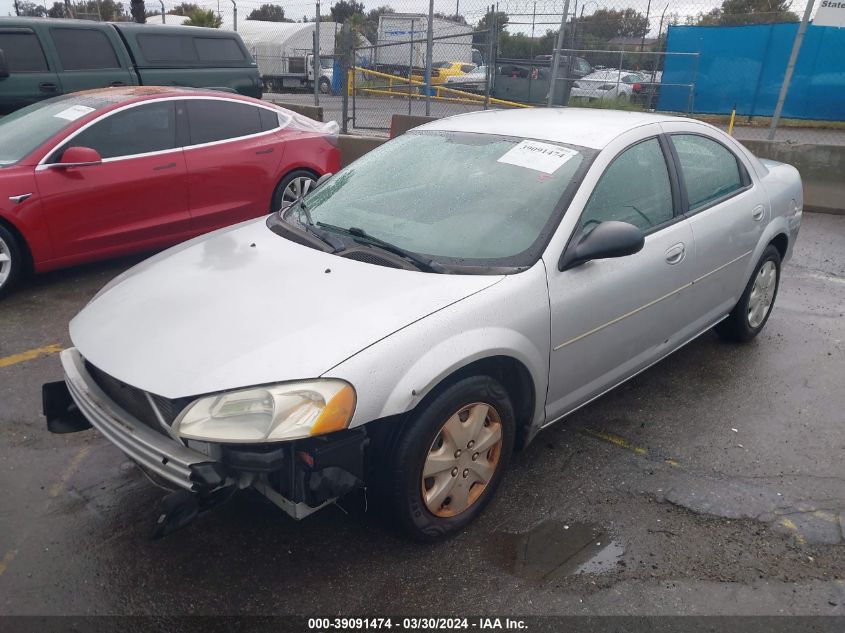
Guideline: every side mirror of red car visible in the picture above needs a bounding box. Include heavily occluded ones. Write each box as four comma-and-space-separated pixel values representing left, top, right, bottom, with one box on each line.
53, 146, 103, 169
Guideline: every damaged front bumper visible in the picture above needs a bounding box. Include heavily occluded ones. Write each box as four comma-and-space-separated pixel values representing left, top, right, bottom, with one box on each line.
46, 348, 368, 525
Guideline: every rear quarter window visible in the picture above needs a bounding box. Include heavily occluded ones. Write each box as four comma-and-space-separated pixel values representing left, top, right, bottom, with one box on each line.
194, 37, 246, 62
51, 28, 120, 70
136, 34, 198, 63
0, 31, 48, 72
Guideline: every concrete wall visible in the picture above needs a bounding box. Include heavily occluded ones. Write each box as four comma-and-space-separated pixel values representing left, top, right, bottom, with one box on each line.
741, 140, 844, 214
266, 100, 324, 122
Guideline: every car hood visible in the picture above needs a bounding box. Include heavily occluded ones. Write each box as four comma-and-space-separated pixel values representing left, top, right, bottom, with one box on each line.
71, 218, 503, 398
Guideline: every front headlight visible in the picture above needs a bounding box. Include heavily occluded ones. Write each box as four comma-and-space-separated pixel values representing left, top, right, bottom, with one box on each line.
172, 379, 356, 443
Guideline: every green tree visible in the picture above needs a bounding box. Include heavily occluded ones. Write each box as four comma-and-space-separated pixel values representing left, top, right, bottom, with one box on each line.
18, 1, 48, 16
184, 8, 222, 27
696, 0, 799, 25
130, 0, 145, 22
361, 5, 393, 44
169, 2, 199, 16
46, 1, 68, 17
247, 3, 291, 22
330, 0, 364, 24
579, 8, 648, 41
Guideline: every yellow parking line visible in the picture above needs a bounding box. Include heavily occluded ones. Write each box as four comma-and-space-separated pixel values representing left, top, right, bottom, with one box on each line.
0, 549, 18, 577
48, 446, 90, 498
778, 517, 807, 545
579, 428, 679, 467
0, 344, 63, 368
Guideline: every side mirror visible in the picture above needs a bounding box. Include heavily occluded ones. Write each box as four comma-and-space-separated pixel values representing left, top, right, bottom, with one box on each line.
50, 146, 102, 169
559, 220, 644, 271
0, 49, 9, 79
315, 172, 332, 187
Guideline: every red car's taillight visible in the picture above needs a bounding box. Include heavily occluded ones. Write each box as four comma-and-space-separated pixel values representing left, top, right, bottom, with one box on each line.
633, 83, 642, 92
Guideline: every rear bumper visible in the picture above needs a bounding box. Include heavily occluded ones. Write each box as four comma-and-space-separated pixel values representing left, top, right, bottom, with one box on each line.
59, 347, 219, 492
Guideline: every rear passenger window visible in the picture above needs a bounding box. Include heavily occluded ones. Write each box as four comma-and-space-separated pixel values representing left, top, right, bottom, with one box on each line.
62, 102, 177, 160
0, 31, 48, 72
580, 138, 674, 233
137, 34, 198, 63
51, 28, 120, 70
186, 100, 262, 145
259, 108, 281, 131
671, 134, 744, 211
194, 38, 246, 62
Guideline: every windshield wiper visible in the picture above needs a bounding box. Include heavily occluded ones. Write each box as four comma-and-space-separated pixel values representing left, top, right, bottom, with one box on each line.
283, 200, 345, 252
316, 223, 446, 273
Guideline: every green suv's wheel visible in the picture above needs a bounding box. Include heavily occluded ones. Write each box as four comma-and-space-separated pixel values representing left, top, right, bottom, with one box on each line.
388, 375, 515, 541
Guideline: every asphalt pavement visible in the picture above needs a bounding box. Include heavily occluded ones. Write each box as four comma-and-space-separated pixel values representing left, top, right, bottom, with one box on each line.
0, 212, 844, 617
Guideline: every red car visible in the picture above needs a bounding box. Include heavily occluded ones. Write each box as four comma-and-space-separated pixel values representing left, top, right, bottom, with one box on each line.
0, 87, 340, 297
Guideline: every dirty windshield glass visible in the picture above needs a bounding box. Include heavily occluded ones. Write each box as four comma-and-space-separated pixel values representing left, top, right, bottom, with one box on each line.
285, 131, 590, 265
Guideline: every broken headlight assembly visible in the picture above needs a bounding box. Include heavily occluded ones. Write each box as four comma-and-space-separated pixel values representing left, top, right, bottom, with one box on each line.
172, 379, 356, 443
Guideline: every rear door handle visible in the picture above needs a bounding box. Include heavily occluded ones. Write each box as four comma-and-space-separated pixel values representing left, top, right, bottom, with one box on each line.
752, 205, 765, 221
110, 81, 127, 87
664, 243, 686, 265
39, 82, 58, 93
153, 162, 177, 171
255, 148, 274, 155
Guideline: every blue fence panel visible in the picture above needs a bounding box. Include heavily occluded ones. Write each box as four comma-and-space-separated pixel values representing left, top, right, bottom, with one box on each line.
660, 22, 845, 121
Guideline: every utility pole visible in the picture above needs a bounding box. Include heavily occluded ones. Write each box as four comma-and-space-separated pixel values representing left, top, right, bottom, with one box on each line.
160, 0, 165, 23
424, 0, 434, 116
640, 0, 652, 52
547, 0, 571, 107
768, 0, 815, 140
231, 0, 237, 31
314, 1, 321, 106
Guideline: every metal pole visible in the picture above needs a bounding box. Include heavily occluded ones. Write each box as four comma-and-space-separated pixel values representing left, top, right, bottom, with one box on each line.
767, 0, 814, 140
341, 22, 350, 134
484, 4, 493, 109
425, 0, 434, 116
314, 1, 321, 106
161, 0, 165, 23
456, 0, 459, 17
409, 19, 415, 115
547, 0, 571, 107
640, 0, 652, 52
231, 0, 237, 31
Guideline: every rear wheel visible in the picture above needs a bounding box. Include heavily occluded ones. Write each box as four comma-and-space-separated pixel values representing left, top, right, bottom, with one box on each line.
0, 224, 24, 299
319, 77, 332, 94
715, 244, 781, 342
270, 170, 318, 214
387, 375, 515, 541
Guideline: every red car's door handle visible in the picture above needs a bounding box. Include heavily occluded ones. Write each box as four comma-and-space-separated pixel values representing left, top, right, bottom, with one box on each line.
255, 148, 274, 155
153, 162, 178, 171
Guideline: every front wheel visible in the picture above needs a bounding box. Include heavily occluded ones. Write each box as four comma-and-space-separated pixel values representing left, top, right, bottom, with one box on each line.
387, 375, 515, 541
319, 77, 332, 94
715, 244, 781, 342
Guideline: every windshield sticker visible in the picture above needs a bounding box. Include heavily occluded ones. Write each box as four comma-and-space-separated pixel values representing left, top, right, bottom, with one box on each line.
53, 105, 96, 122
497, 140, 578, 174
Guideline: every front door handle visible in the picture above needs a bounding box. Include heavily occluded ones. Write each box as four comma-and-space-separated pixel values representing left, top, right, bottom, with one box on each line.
153, 162, 177, 171
39, 82, 58, 93
664, 243, 686, 265
255, 148, 274, 155
751, 205, 765, 221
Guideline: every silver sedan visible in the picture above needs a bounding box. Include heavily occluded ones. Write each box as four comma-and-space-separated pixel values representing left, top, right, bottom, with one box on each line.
46, 108, 802, 541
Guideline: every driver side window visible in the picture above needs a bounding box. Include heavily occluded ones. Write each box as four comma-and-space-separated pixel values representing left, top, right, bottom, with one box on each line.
579, 137, 674, 234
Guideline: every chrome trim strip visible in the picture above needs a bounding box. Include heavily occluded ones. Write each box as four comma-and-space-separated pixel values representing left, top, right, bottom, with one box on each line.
61, 347, 207, 490
552, 250, 752, 351
35, 95, 290, 169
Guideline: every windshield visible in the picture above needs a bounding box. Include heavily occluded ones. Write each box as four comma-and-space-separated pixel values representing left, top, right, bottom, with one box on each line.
320, 57, 333, 69
0, 98, 105, 167
283, 131, 593, 268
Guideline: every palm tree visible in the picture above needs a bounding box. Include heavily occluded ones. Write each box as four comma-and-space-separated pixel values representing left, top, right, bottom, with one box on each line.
184, 9, 222, 27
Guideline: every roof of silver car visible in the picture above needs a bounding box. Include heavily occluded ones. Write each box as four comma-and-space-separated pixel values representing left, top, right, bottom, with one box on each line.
417, 107, 693, 150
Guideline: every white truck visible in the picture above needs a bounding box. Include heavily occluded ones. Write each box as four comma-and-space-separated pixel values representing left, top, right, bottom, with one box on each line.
236, 20, 341, 94
375, 14, 474, 72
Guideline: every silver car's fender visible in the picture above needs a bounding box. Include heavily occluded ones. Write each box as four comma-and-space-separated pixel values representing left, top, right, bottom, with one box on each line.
324, 262, 552, 442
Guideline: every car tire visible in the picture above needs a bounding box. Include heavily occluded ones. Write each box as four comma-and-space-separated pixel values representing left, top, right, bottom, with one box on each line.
715, 244, 781, 343
319, 77, 332, 95
270, 170, 318, 214
0, 224, 24, 299
387, 375, 515, 541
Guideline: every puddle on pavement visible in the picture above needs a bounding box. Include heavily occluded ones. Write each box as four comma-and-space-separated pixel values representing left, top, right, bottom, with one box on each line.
486, 521, 624, 581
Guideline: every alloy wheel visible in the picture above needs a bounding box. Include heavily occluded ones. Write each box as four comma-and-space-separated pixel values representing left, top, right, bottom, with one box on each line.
282, 176, 316, 204
0, 233, 11, 289
421, 402, 503, 518
748, 260, 777, 328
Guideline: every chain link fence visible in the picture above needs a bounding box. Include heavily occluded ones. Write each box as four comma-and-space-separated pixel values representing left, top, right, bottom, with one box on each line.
133, 0, 845, 144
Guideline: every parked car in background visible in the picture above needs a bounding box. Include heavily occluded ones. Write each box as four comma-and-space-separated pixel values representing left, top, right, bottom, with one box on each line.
0, 18, 262, 115
431, 61, 477, 84
444, 65, 487, 92
0, 87, 339, 297
46, 109, 802, 541
570, 69, 645, 102
534, 54, 592, 78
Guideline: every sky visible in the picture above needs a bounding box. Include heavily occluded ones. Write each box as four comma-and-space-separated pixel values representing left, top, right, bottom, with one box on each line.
1, 0, 815, 36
